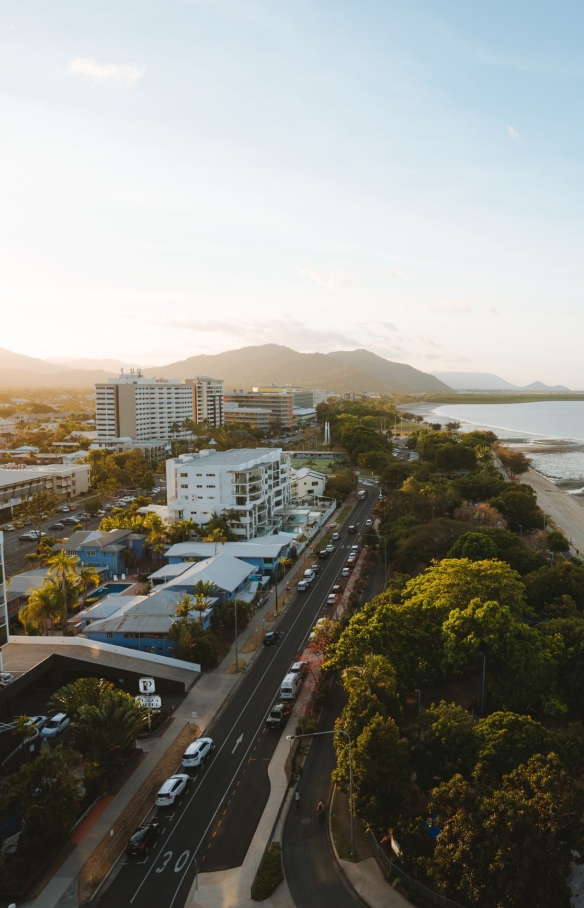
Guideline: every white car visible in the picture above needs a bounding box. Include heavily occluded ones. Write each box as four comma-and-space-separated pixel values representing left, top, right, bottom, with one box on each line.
365, 518, 373, 526
341, 567, 351, 577
327, 593, 337, 605
1, 523, 15, 531
182, 737, 215, 769
155, 774, 190, 806
331, 532, 340, 541
297, 580, 309, 592
60, 506, 70, 513
0, 672, 14, 688
41, 713, 70, 739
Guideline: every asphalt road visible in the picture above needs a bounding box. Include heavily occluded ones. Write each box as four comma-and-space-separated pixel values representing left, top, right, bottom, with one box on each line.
2, 511, 104, 577
97, 488, 379, 908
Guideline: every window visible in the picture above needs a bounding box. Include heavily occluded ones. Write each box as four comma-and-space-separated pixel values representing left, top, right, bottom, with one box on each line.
181, 483, 188, 488
207, 484, 215, 488
311, 481, 319, 486
106, 632, 113, 639
180, 472, 188, 478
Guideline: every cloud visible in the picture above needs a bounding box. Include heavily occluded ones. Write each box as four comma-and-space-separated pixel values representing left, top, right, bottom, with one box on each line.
297, 266, 356, 290
406, 300, 472, 315
507, 125, 519, 141
140, 313, 364, 352
362, 319, 399, 334
67, 57, 146, 86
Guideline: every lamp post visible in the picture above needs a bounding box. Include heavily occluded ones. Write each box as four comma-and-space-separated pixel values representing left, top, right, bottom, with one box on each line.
480, 651, 487, 716
234, 598, 239, 672
414, 688, 421, 713
287, 729, 354, 856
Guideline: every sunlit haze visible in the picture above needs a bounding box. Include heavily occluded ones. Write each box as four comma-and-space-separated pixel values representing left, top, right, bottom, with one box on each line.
2, 1, 583, 385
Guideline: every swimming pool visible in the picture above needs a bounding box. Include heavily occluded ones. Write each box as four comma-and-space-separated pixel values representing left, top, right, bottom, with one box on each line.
92, 582, 133, 599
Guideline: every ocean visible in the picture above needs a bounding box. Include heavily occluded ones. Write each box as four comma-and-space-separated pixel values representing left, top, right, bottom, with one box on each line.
427, 401, 584, 489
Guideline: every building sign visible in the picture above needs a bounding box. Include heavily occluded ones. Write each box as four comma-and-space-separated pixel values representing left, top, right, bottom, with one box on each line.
138, 677, 156, 694
135, 695, 162, 709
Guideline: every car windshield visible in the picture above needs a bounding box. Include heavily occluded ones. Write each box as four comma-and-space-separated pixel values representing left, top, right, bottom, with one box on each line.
45, 719, 59, 728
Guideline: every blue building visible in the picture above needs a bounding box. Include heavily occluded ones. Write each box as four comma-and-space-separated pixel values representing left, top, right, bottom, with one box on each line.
54, 529, 146, 580
162, 534, 293, 578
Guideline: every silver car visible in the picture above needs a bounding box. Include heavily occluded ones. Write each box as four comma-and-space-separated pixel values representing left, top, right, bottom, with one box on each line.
155, 774, 189, 806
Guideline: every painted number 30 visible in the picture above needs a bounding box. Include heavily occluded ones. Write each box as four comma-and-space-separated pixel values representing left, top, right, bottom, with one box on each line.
155, 850, 190, 874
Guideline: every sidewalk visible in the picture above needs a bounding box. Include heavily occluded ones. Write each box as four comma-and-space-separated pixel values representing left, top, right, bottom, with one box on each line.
519, 467, 584, 555
30, 509, 343, 908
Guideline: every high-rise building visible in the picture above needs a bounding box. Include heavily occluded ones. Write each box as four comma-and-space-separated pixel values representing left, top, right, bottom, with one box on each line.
253, 384, 315, 408
96, 373, 195, 443
184, 377, 224, 428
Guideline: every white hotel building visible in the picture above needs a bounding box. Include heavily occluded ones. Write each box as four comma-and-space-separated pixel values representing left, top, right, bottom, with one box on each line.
95, 374, 224, 444
166, 448, 291, 539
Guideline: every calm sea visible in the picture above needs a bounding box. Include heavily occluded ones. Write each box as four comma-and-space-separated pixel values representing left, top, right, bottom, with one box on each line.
429, 401, 584, 487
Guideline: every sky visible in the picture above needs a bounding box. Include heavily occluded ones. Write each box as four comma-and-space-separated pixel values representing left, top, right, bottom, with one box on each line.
2, 1, 584, 385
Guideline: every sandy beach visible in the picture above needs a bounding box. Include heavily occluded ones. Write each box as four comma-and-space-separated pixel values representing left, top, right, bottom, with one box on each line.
519, 468, 584, 555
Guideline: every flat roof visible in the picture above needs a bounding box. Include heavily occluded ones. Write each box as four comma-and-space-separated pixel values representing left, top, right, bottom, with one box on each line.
173, 447, 285, 468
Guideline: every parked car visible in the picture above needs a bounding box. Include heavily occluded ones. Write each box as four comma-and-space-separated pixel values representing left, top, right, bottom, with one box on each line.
181, 737, 215, 768
378, 494, 384, 500
331, 532, 340, 541
50, 522, 65, 530
63, 517, 81, 525
332, 584, 342, 594
68, 505, 77, 511
19, 531, 46, 541
263, 631, 281, 647
23, 714, 47, 731
265, 702, 292, 729
104, 504, 114, 511
59, 506, 70, 513
290, 660, 309, 677
326, 593, 337, 605
297, 580, 309, 592
0, 524, 15, 532
317, 549, 329, 559
97, 509, 106, 517
365, 518, 373, 526
310, 562, 321, 573
155, 774, 189, 807
341, 567, 351, 578
325, 544, 335, 554
81, 512, 92, 519
0, 673, 14, 688
41, 713, 70, 739
126, 821, 159, 856
303, 570, 316, 584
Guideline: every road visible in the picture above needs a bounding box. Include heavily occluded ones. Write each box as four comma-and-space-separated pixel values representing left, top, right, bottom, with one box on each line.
97, 488, 379, 908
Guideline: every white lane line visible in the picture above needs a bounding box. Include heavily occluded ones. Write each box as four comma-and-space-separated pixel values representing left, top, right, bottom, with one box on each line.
129, 495, 375, 904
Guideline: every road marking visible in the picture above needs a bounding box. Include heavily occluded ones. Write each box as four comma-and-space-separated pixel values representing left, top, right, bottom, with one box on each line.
231, 733, 243, 754
129, 495, 377, 905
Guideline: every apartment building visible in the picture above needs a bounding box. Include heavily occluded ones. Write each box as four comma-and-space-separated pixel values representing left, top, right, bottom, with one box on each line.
166, 447, 292, 539
253, 385, 315, 408
0, 463, 90, 510
184, 377, 224, 428
96, 373, 224, 443
222, 391, 294, 429
223, 405, 271, 431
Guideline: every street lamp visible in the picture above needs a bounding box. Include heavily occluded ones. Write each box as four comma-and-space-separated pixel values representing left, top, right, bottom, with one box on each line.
414, 688, 421, 713
287, 729, 354, 856
234, 598, 239, 672
479, 651, 487, 716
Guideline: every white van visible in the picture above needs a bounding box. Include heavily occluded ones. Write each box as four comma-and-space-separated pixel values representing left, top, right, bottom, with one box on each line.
297, 580, 309, 592
303, 569, 316, 584
280, 672, 302, 700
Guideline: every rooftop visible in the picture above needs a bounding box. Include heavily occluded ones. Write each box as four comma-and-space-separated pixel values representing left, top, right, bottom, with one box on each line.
161, 552, 254, 593
173, 448, 286, 469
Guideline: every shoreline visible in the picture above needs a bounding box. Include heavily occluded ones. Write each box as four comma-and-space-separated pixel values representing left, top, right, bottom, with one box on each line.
519, 468, 584, 557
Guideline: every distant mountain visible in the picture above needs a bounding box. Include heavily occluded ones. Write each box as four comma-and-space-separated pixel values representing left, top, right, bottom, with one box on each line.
523, 381, 570, 392
0, 368, 116, 389
144, 345, 450, 393
0, 347, 68, 375
432, 371, 519, 390
432, 371, 571, 392
46, 357, 154, 372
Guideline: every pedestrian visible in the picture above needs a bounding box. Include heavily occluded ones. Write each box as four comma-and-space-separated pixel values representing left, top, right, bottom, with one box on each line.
295, 790, 300, 810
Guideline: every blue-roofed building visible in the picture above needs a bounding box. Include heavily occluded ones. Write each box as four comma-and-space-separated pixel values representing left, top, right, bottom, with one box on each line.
162, 533, 293, 578
53, 529, 147, 579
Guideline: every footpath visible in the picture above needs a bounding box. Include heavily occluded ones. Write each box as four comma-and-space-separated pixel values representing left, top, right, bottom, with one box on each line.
28, 505, 346, 908
519, 467, 584, 555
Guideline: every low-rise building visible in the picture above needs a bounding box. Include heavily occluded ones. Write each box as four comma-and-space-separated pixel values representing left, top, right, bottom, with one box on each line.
222, 391, 294, 428
161, 532, 294, 577
291, 467, 327, 501
53, 529, 146, 579
6, 567, 50, 617
166, 447, 292, 539
0, 463, 90, 511
223, 405, 272, 431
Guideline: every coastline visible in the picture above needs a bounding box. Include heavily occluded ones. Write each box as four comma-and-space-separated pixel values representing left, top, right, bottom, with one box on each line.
519, 468, 584, 556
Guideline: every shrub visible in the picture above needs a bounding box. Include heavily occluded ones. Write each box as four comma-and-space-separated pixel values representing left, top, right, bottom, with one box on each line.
251, 843, 283, 901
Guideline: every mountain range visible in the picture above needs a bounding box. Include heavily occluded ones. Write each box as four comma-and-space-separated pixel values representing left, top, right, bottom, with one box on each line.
432, 371, 570, 392
0, 345, 450, 394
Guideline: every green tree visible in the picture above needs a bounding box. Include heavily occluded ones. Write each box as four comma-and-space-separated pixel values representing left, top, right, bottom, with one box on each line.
19, 580, 63, 634
490, 485, 543, 531
203, 526, 227, 556
524, 561, 584, 616
429, 755, 584, 908
334, 714, 412, 832
473, 711, 559, 789
547, 529, 570, 552
448, 532, 498, 561
495, 445, 530, 477
79, 565, 101, 604
441, 598, 519, 675
406, 701, 477, 794
71, 694, 146, 781
169, 621, 219, 669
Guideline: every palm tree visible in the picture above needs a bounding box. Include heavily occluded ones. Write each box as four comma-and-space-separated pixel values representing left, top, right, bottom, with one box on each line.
174, 592, 196, 623
19, 581, 62, 634
166, 519, 199, 544
342, 654, 397, 700
79, 565, 101, 604
47, 550, 81, 617
204, 527, 227, 556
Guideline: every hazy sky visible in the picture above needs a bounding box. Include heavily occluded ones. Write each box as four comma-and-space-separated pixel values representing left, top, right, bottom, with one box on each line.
2, 1, 584, 385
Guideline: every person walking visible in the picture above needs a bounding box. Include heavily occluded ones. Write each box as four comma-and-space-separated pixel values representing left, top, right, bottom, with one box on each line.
317, 800, 325, 823
295, 790, 301, 810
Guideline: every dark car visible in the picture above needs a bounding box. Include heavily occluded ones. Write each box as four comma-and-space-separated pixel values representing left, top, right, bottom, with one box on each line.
310, 562, 321, 573
347, 525, 357, 534
50, 522, 65, 530
263, 631, 280, 647
265, 702, 292, 729
317, 549, 329, 559
126, 820, 159, 856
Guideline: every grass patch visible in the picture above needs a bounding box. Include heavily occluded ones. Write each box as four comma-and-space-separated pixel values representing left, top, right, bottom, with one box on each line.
330, 788, 373, 863
251, 843, 283, 901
